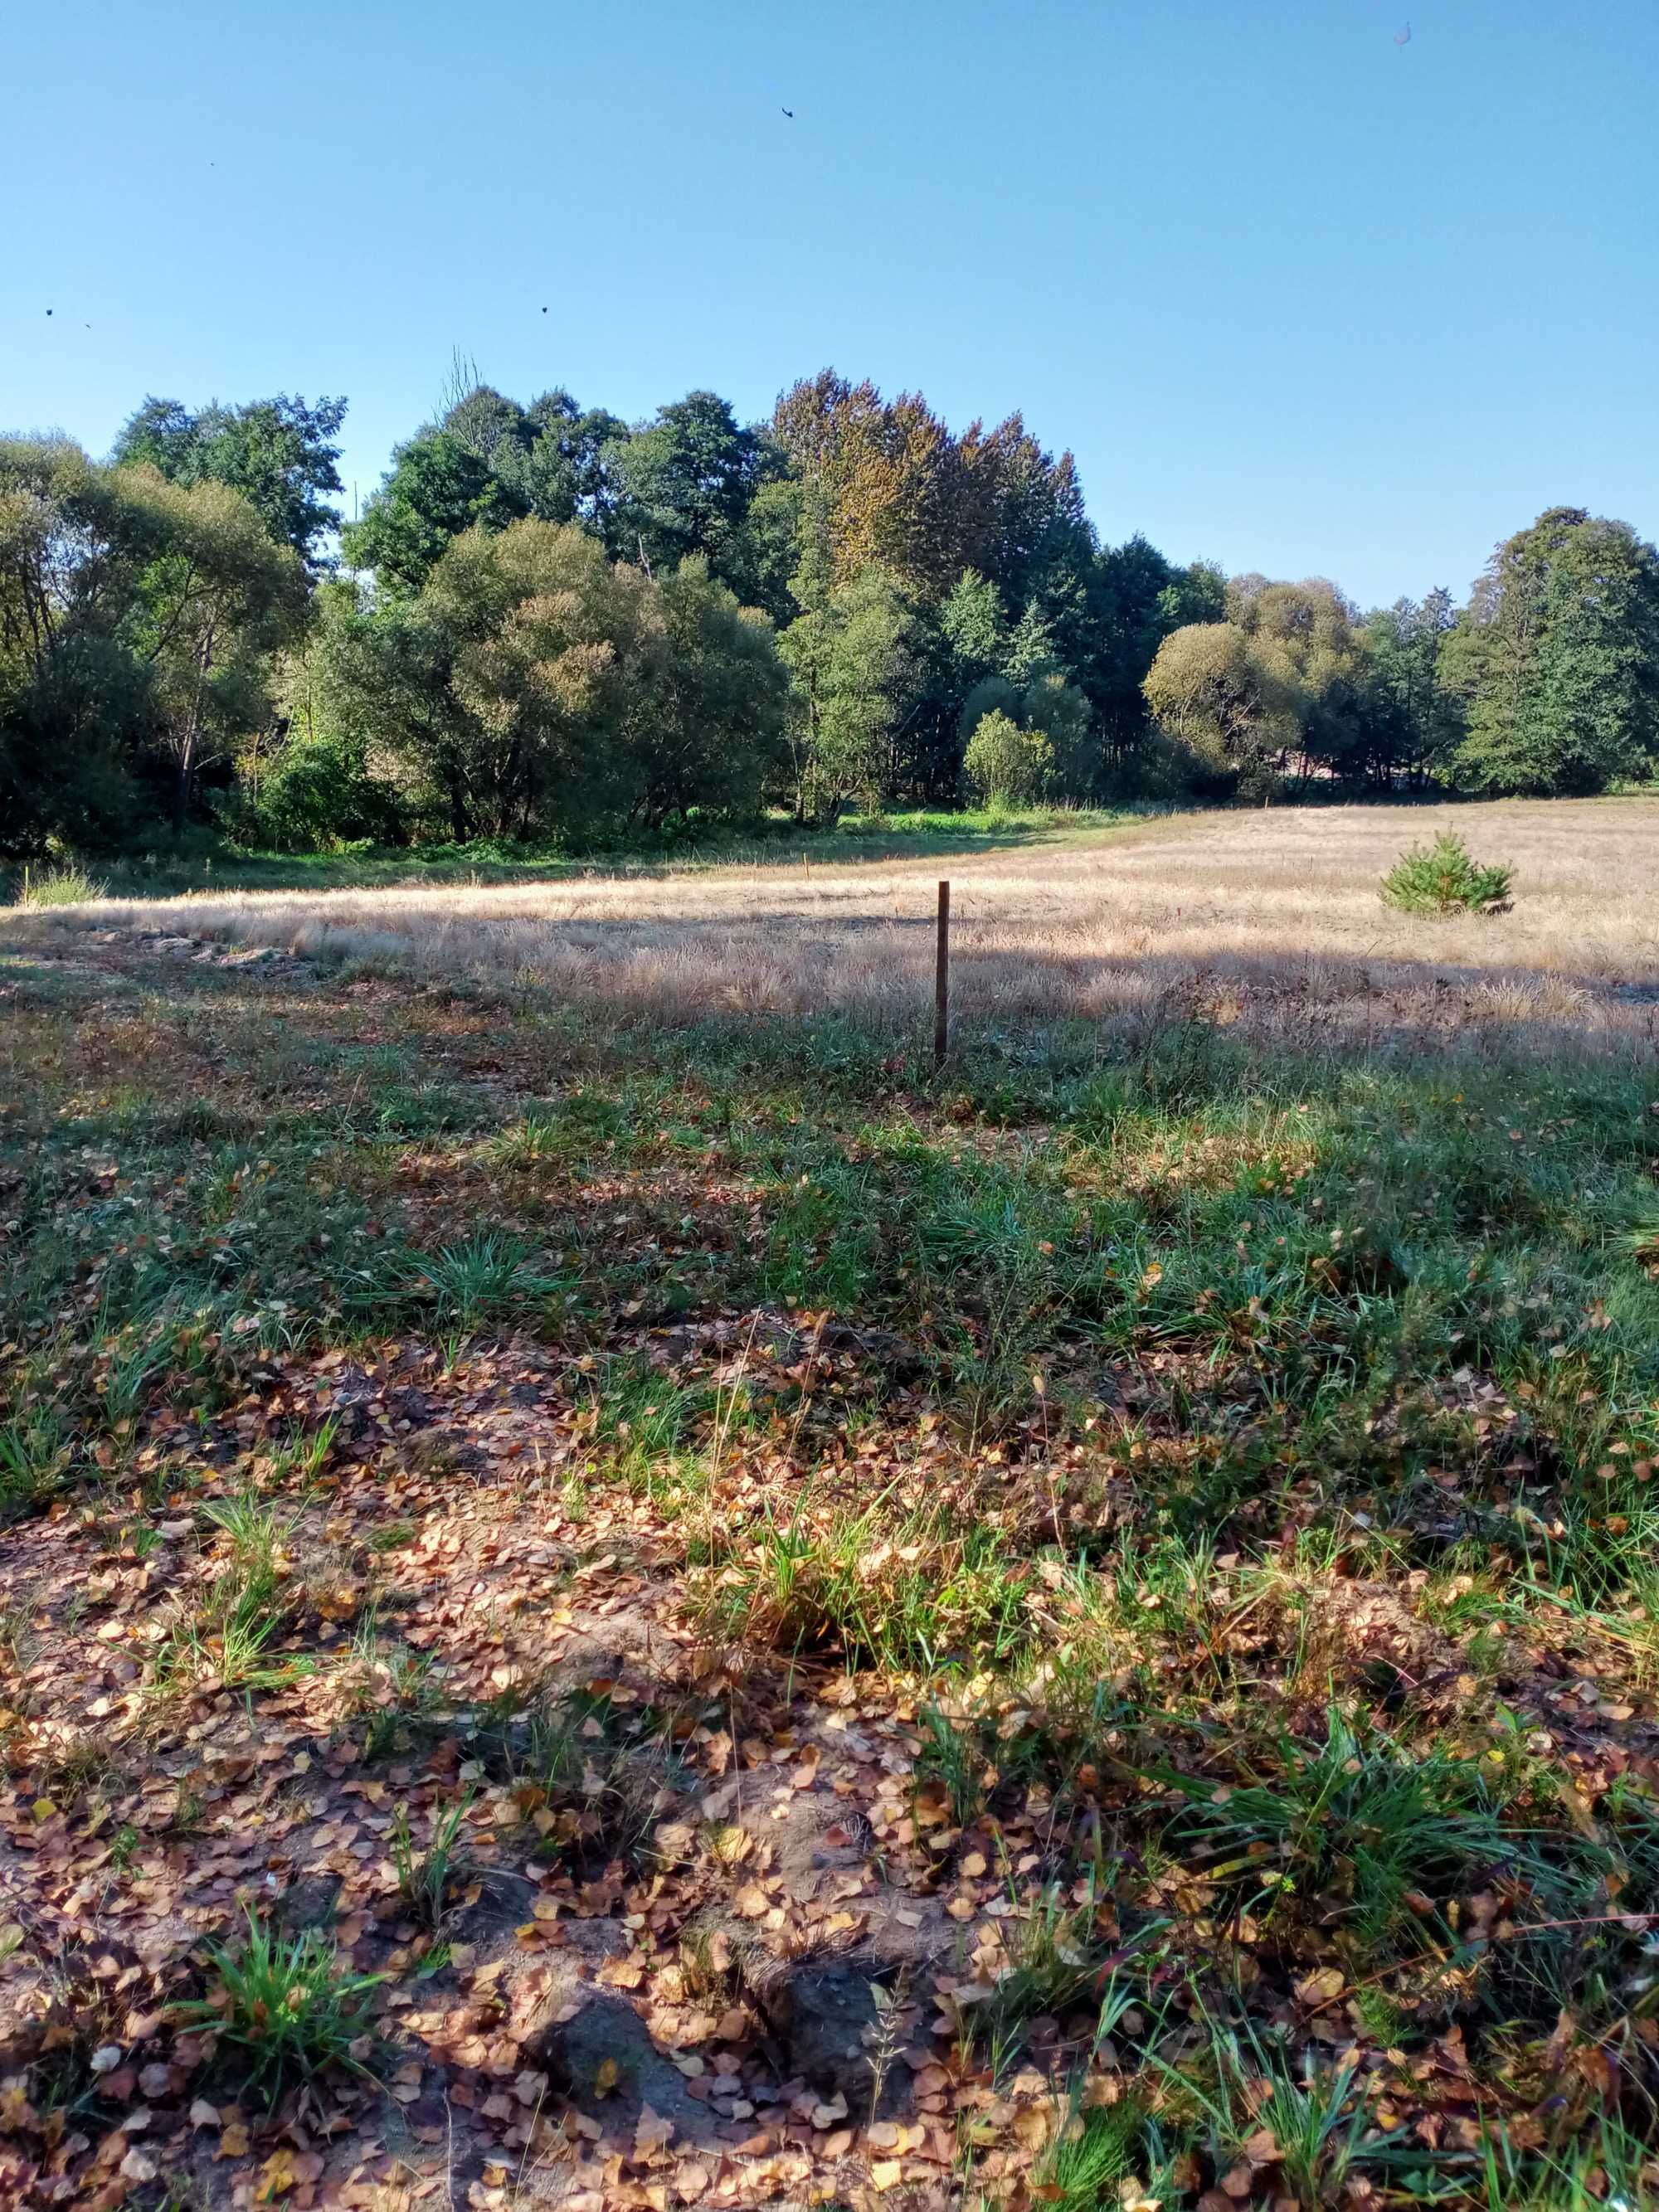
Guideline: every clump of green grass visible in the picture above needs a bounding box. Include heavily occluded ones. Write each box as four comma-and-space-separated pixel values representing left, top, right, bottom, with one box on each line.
343, 1607, 441, 1757
153, 1490, 309, 1692
1040, 2098, 1157, 2212
587, 1356, 719, 1506
12, 862, 106, 909
398, 1230, 577, 1326
1154, 1707, 1560, 1954
1380, 830, 1512, 915
391, 1790, 474, 1928
695, 1495, 1033, 1671
965, 1889, 1124, 2066
913, 1701, 991, 1826
1155, 2024, 1374, 2212
170, 1911, 383, 2104
496, 1689, 686, 1869
0, 1414, 69, 1519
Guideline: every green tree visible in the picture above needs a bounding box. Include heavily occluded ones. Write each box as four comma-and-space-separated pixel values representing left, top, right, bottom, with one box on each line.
321, 520, 786, 842
771, 373, 1092, 619
231, 592, 406, 851
515, 390, 630, 532
723, 475, 805, 626
341, 431, 523, 597
1357, 589, 1457, 786
609, 391, 781, 581
625, 557, 789, 827
962, 707, 1054, 806
781, 557, 922, 820
1086, 537, 1225, 771
119, 466, 308, 829
438, 382, 536, 471
1142, 621, 1300, 792
1441, 508, 1659, 794
113, 393, 346, 568
0, 439, 151, 854
939, 568, 1010, 691
1226, 575, 1366, 776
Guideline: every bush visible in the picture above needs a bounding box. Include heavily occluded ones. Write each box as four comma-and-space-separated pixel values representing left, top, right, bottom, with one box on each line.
963, 710, 1055, 807
12, 862, 106, 907
226, 736, 405, 853
1380, 829, 1512, 915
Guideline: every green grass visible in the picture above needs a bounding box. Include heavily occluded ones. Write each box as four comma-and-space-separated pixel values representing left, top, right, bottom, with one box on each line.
10, 804, 1152, 902
11, 862, 108, 907
169, 1912, 384, 2105
694, 1493, 1035, 1671
391, 1790, 475, 1929
5, 904, 1659, 2207
1152, 1707, 1550, 1954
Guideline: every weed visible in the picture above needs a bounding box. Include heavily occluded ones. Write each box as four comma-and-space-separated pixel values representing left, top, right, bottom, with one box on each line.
0, 1414, 68, 1518
364, 1519, 417, 1553
406, 1231, 575, 1326
170, 1910, 383, 2105
966, 1887, 1115, 2064
13, 863, 106, 908
1158, 2021, 1377, 2212
914, 1702, 990, 1826
860, 1973, 910, 2120
696, 1493, 1033, 1671
343, 1609, 440, 1757
1155, 1708, 1551, 1953
497, 1689, 685, 1869
391, 1791, 475, 1928
178, 1488, 309, 1687
1040, 2096, 1150, 2212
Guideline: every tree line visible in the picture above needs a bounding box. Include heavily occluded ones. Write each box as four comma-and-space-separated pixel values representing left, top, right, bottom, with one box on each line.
4, 368, 1658, 859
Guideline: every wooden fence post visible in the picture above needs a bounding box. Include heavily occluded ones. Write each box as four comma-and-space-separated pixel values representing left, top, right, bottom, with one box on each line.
934, 880, 950, 1074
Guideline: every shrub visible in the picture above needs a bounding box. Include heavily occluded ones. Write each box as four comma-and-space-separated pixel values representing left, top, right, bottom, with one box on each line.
963, 710, 1055, 808
12, 862, 106, 907
1380, 830, 1512, 915
226, 735, 405, 853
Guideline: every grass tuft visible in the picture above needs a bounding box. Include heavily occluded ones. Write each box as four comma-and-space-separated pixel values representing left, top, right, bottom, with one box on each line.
170, 1910, 383, 2105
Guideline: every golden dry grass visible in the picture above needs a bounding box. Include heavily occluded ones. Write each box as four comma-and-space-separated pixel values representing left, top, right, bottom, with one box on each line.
12, 799, 1659, 1062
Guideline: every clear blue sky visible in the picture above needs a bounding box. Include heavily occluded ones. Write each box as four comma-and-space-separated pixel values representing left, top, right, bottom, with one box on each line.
5, 0, 1656, 609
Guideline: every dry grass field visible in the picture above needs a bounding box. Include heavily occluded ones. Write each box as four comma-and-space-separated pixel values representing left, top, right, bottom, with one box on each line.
4, 800, 1659, 2211
12, 799, 1659, 1064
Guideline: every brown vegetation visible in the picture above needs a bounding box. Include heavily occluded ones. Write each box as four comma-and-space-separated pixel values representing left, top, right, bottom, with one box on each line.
12, 800, 1659, 1062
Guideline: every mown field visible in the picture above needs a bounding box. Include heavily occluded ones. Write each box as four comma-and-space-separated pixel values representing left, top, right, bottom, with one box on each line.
2, 804, 1659, 2212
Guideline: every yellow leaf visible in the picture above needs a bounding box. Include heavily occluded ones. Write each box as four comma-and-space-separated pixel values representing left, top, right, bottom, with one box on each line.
1013, 2105, 1051, 2151
594, 2057, 620, 2098
255, 2147, 297, 2200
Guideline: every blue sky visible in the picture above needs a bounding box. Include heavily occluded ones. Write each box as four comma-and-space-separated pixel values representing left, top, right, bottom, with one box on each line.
4, 0, 1656, 609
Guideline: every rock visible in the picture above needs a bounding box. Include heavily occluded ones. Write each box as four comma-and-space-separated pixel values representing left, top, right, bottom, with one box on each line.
776, 1961, 899, 2107
274, 1874, 341, 1934
526, 1989, 707, 2148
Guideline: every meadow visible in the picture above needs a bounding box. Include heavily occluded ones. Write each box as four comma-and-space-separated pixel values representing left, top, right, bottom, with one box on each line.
2, 800, 1658, 2211
14, 799, 1659, 1062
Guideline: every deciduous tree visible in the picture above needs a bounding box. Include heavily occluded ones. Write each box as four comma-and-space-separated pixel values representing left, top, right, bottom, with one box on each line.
120, 466, 308, 829
114, 393, 346, 569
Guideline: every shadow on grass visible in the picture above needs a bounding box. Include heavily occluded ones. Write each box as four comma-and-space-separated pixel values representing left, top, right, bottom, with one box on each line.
34, 809, 1156, 902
